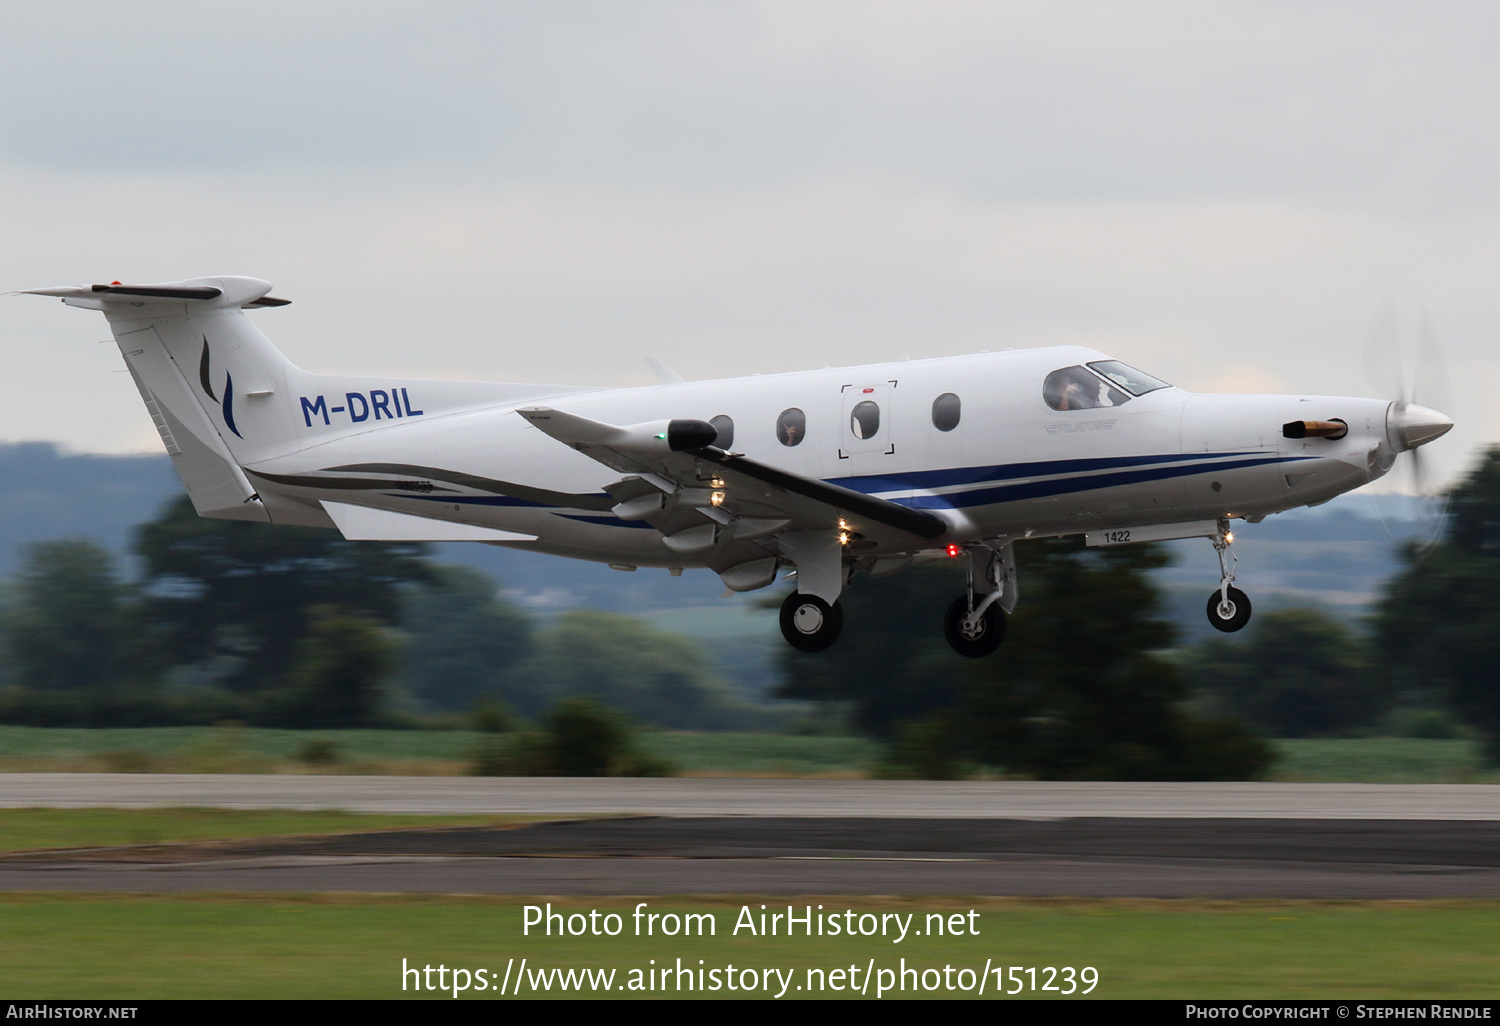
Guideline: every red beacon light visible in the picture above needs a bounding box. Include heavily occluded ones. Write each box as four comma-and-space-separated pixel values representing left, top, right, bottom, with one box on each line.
946, 544, 961, 558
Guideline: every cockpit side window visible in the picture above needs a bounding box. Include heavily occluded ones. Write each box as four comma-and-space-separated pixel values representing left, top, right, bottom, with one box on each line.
1043, 366, 1129, 411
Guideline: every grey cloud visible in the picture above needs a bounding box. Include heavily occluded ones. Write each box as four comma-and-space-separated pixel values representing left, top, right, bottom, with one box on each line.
2, 2, 1498, 212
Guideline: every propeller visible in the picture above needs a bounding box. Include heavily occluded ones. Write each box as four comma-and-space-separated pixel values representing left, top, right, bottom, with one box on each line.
1363, 300, 1456, 547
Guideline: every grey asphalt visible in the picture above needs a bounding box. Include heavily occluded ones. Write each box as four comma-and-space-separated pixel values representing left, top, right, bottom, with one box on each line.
6, 774, 1500, 819
7, 813, 1500, 898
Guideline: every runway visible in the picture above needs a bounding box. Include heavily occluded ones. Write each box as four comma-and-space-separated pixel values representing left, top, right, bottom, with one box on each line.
6, 774, 1500, 819
5, 817, 1500, 897
7, 776, 1500, 897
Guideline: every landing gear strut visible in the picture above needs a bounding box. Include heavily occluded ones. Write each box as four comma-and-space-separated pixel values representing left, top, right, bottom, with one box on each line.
1206, 520, 1252, 633
780, 591, 843, 652
943, 545, 1012, 658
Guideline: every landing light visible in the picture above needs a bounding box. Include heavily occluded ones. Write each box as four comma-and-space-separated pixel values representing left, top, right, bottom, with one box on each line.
710, 491, 726, 506
1225, 530, 1234, 544
839, 532, 850, 546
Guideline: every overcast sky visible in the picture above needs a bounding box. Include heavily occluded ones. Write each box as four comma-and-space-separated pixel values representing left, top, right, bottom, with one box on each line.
1, 1, 1493, 491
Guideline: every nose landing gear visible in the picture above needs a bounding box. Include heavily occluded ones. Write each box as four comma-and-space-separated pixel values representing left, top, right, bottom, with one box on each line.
943, 544, 1015, 658
1206, 520, 1252, 633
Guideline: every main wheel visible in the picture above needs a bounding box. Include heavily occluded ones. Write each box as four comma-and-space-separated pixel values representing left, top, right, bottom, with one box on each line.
1206, 586, 1252, 632
779, 592, 844, 652
943, 596, 1006, 658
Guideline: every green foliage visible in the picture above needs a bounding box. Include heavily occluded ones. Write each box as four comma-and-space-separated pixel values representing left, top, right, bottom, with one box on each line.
260, 606, 397, 728
876, 712, 968, 779
397, 565, 532, 713
774, 562, 968, 737
1, 539, 126, 693
1186, 608, 1380, 737
470, 697, 675, 777
515, 609, 746, 729
781, 542, 1271, 780
134, 495, 429, 692
1375, 447, 1500, 760
952, 539, 1271, 780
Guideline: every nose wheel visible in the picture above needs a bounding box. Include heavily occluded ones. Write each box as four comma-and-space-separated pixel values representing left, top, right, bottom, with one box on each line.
780, 592, 844, 652
944, 596, 1006, 658
1206, 585, 1252, 633
1205, 521, 1252, 632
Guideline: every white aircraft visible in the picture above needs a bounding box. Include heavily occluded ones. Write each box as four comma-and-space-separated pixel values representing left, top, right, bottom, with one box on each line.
23, 275, 1453, 656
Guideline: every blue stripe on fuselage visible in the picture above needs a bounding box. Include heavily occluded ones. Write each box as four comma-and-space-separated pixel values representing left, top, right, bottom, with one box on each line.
897, 455, 1309, 510
827, 451, 1267, 493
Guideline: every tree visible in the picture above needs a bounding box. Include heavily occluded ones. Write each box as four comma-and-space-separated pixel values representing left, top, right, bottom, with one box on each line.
397, 565, 533, 713
951, 539, 1269, 780
1, 539, 127, 694
515, 610, 745, 729
133, 495, 430, 693
1375, 446, 1500, 759
774, 562, 968, 737
264, 605, 397, 728
780, 540, 1271, 780
1187, 608, 1379, 737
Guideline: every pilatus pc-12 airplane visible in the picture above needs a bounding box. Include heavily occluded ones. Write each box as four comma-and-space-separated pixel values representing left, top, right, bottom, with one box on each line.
23, 275, 1453, 656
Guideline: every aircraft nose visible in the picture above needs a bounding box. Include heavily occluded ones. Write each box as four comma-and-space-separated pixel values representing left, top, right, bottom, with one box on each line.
1388, 402, 1454, 452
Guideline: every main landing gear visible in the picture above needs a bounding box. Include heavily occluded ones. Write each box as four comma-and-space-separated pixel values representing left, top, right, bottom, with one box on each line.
1206, 520, 1252, 633
779, 592, 843, 652
943, 544, 1015, 659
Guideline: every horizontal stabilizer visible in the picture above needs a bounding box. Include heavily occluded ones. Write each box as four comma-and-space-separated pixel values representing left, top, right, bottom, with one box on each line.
321, 501, 537, 542
21, 277, 290, 309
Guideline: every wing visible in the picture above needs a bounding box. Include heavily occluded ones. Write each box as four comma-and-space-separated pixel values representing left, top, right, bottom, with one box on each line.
516, 407, 949, 559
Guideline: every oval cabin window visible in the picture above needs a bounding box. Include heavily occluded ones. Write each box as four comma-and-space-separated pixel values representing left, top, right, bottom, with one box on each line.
776, 408, 806, 446
710, 414, 734, 449
931, 393, 961, 431
850, 401, 880, 439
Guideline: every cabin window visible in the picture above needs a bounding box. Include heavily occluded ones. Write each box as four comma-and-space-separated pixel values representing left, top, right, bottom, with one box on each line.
850, 401, 880, 439
1087, 360, 1170, 396
931, 393, 961, 431
710, 414, 734, 449
776, 407, 806, 446
1043, 366, 1129, 411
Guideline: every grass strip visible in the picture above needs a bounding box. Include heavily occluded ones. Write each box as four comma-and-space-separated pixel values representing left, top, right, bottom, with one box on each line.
0, 895, 1497, 999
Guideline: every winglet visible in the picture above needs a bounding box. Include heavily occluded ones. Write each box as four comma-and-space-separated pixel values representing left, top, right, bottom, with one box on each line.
644, 356, 685, 385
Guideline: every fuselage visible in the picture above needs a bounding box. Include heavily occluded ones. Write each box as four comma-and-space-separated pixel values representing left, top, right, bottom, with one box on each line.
246, 344, 1395, 567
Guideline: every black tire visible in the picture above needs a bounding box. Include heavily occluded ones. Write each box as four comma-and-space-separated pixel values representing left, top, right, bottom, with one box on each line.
943, 595, 1006, 658
1206, 586, 1252, 632
779, 592, 844, 652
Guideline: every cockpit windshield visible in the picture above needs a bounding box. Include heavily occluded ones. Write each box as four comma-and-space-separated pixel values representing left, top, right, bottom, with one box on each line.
1086, 361, 1170, 396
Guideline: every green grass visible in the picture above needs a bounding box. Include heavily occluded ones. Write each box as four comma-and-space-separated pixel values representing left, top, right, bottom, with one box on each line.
0, 808, 521, 854
0, 726, 882, 777
1270, 738, 1500, 783
637, 731, 880, 776
1, 895, 1497, 999
0, 725, 485, 763
2, 727, 1497, 782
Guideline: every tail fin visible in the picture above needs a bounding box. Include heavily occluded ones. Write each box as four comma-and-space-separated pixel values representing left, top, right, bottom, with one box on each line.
25, 276, 295, 521
25, 275, 600, 524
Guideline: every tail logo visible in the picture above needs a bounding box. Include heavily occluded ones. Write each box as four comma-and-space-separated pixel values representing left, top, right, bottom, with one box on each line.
198, 337, 242, 439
